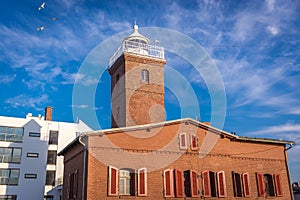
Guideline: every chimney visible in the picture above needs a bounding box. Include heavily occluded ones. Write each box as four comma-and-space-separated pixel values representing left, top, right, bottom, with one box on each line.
45, 106, 53, 121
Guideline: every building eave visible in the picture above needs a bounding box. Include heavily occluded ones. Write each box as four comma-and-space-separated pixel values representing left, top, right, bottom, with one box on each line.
57, 136, 80, 156
81, 118, 237, 138
236, 136, 295, 145
80, 118, 295, 145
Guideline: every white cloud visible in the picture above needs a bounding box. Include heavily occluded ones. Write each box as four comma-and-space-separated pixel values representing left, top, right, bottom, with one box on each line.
266, 0, 275, 11
0, 74, 16, 84
69, 105, 104, 111
70, 104, 89, 109
287, 108, 300, 115
5, 94, 49, 110
288, 145, 300, 162
22, 79, 45, 91
61, 73, 99, 86
266, 25, 279, 36
247, 123, 300, 142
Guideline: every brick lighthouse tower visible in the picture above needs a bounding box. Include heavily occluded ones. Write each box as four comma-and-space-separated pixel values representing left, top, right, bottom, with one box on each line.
108, 24, 166, 128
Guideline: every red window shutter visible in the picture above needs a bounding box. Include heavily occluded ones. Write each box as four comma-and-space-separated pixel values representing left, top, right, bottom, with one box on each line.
108, 166, 118, 196
164, 169, 174, 197
217, 171, 227, 197
274, 174, 282, 196
190, 170, 199, 197
202, 170, 211, 197
256, 172, 265, 197
179, 133, 187, 149
174, 169, 184, 197
138, 168, 147, 196
243, 173, 251, 197
191, 134, 198, 150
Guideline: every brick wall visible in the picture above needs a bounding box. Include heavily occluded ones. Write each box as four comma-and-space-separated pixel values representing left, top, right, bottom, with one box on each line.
109, 53, 166, 128
83, 122, 290, 199
62, 143, 85, 200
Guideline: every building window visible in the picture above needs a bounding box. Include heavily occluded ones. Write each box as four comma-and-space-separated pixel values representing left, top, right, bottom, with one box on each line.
49, 131, 58, 145
27, 152, 39, 158
108, 166, 146, 196
68, 170, 78, 199
47, 151, 57, 165
202, 170, 217, 197
264, 174, 276, 196
0, 126, 23, 142
0, 147, 21, 163
190, 134, 198, 150
141, 69, 149, 83
0, 195, 17, 200
46, 171, 56, 186
29, 132, 40, 137
44, 195, 53, 200
256, 173, 277, 197
116, 74, 120, 82
232, 171, 243, 197
119, 169, 135, 195
116, 107, 120, 122
184, 170, 199, 197
0, 169, 19, 185
179, 133, 187, 150
24, 174, 37, 179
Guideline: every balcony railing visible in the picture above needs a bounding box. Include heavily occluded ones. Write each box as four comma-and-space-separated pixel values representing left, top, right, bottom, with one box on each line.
109, 40, 165, 67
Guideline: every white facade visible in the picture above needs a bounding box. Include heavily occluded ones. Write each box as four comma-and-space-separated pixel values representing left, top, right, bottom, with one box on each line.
0, 112, 92, 200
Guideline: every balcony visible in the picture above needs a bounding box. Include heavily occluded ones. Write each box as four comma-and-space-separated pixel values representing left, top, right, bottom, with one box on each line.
109, 40, 165, 67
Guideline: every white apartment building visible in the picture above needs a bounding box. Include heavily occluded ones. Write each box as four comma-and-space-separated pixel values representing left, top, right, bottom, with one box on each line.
0, 107, 92, 200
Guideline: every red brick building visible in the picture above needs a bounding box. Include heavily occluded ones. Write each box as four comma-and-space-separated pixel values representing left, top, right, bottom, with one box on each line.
59, 25, 295, 199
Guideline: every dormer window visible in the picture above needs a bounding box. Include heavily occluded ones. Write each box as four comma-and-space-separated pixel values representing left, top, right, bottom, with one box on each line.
141, 70, 149, 83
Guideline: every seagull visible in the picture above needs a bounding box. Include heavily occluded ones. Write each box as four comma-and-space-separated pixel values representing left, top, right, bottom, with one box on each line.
37, 26, 46, 31
50, 17, 57, 21
38, 2, 46, 11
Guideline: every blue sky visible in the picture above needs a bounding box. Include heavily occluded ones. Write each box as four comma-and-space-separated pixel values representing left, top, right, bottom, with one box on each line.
0, 0, 300, 181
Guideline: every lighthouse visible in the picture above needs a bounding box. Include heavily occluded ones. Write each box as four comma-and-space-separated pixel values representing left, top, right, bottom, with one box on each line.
108, 24, 166, 128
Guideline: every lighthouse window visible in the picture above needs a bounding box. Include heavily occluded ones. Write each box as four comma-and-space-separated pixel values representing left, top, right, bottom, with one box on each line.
141, 70, 149, 83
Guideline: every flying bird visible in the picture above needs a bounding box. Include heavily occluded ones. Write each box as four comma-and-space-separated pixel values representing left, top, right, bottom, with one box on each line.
37, 26, 46, 31
50, 17, 57, 21
38, 2, 46, 11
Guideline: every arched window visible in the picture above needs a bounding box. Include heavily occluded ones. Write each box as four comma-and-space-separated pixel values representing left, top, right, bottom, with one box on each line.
141, 70, 149, 83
